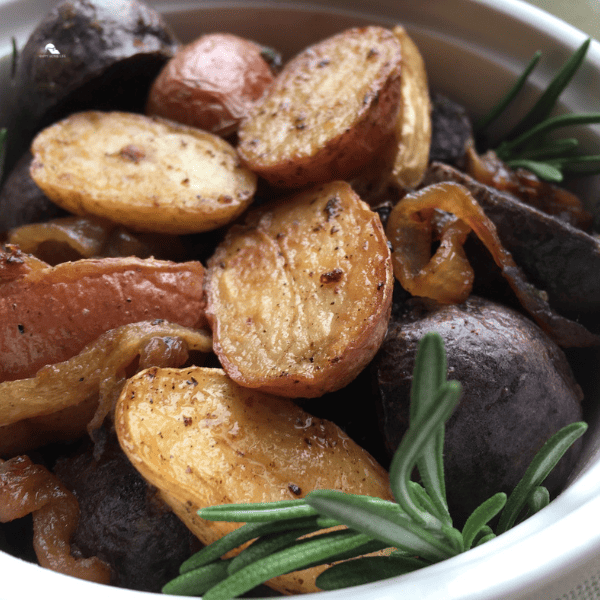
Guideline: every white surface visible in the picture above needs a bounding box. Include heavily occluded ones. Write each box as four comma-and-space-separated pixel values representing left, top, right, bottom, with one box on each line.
0, 1, 599, 600
526, 0, 600, 41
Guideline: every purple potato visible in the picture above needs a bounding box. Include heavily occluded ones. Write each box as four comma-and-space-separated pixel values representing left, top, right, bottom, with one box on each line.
373, 295, 584, 524
53, 430, 197, 592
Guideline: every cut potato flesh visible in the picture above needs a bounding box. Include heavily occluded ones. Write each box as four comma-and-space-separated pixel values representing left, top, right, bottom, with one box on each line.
237, 26, 402, 188
115, 366, 393, 594
30, 111, 257, 234
205, 180, 393, 398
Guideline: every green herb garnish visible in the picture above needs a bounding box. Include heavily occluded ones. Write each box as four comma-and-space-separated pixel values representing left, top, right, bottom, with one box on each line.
162, 332, 587, 598
476, 38, 600, 182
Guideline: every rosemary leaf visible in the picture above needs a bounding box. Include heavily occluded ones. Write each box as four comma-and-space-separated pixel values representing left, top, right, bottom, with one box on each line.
408, 481, 442, 518
162, 559, 232, 596
198, 499, 317, 522
227, 527, 320, 575
506, 38, 591, 141
305, 489, 456, 562
472, 525, 494, 547
410, 332, 452, 525
526, 486, 551, 517
497, 112, 600, 157
179, 516, 328, 573
503, 159, 563, 182
497, 421, 587, 534
515, 137, 579, 160
475, 50, 542, 134
389, 380, 461, 527
316, 555, 426, 591
300, 539, 392, 572
547, 154, 600, 167
462, 493, 507, 550
201, 529, 373, 600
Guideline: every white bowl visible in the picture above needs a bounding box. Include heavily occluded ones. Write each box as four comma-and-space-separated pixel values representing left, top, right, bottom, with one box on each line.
1, 1, 599, 599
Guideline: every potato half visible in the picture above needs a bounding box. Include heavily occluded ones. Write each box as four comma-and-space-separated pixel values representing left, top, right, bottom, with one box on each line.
146, 33, 275, 136
30, 111, 257, 234
115, 366, 393, 594
205, 180, 393, 398
0, 253, 206, 383
237, 26, 402, 187
390, 25, 431, 190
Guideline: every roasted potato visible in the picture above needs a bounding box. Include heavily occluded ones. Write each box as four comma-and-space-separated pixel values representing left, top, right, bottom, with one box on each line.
7, 0, 178, 175
205, 180, 394, 398
389, 25, 431, 190
373, 295, 584, 525
348, 26, 431, 202
0, 152, 68, 233
0, 250, 206, 383
115, 366, 393, 595
237, 26, 402, 188
54, 431, 197, 591
146, 33, 276, 136
29, 111, 257, 234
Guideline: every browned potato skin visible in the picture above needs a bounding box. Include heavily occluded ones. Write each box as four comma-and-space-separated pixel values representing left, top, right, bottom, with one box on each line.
205, 180, 394, 398
237, 26, 402, 188
115, 366, 393, 594
29, 111, 257, 234
146, 33, 275, 136
0, 255, 206, 383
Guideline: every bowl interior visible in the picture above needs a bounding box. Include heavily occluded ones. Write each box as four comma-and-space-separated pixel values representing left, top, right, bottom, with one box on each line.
0, 1, 599, 599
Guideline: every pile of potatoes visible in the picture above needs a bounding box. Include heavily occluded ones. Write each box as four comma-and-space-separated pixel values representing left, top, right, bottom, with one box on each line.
0, 0, 590, 594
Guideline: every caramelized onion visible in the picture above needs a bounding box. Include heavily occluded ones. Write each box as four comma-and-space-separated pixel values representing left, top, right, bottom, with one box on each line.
386, 182, 600, 347
0, 321, 212, 455
465, 146, 593, 231
7, 215, 186, 265
386, 182, 494, 303
0, 455, 111, 583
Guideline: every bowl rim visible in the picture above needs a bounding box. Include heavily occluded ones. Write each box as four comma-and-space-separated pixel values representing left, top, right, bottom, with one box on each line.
0, 1, 599, 600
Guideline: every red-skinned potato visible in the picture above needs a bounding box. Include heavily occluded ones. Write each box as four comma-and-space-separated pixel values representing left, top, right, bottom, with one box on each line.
146, 33, 275, 136
0, 247, 206, 383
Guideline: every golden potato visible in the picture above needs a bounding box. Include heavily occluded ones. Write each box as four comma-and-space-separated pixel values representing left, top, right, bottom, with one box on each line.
390, 25, 432, 190
237, 26, 402, 188
115, 366, 393, 594
146, 33, 275, 136
29, 111, 257, 234
205, 180, 393, 398
349, 26, 431, 201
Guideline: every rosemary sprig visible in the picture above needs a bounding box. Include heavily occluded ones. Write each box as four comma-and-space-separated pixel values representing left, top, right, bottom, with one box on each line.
163, 333, 587, 598
476, 38, 600, 182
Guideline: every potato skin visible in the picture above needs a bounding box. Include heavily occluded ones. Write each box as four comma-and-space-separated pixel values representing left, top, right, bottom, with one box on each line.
115, 366, 393, 594
54, 432, 197, 592
205, 180, 394, 398
146, 33, 275, 136
373, 296, 584, 524
29, 111, 257, 234
0, 255, 206, 383
7, 0, 178, 175
0, 152, 68, 233
237, 26, 402, 188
